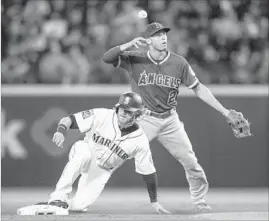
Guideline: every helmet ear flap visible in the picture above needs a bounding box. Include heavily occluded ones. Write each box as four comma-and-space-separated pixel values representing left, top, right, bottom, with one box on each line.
114, 103, 120, 113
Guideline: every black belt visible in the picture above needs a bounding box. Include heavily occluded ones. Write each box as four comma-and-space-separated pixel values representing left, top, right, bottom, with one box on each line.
148, 109, 174, 119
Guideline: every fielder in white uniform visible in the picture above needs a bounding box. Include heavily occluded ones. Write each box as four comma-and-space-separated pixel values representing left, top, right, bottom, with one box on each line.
17, 92, 170, 215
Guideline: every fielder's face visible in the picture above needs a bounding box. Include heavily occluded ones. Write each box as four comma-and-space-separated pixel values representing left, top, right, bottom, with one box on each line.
149, 30, 168, 51
117, 108, 136, 128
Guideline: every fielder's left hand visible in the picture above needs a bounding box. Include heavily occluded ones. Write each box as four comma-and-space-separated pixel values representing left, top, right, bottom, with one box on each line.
151, 202, 171, 214
52, 132, 65, 148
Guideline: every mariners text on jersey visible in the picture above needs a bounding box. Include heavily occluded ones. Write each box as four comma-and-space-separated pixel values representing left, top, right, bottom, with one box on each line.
92, 132, 129, 160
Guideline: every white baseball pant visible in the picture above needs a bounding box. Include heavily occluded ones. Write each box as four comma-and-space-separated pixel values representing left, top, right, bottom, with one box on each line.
138, 110, 209, 205
48, 140, 112, 211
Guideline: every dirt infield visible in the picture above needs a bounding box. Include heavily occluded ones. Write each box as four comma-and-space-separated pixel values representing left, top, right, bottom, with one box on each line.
1, 187, 268, 221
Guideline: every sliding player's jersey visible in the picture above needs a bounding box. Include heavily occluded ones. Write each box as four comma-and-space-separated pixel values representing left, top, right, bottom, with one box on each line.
73, 108, 155, 175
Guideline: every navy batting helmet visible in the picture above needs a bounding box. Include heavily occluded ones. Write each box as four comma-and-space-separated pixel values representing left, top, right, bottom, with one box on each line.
115, 92, 143, 112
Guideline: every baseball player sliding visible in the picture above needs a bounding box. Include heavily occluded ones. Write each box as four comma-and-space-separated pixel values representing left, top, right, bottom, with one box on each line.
17, 92, 170, 215
103, 22, 252, 213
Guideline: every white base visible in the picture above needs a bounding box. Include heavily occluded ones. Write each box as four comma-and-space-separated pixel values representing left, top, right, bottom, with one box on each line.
17, 205, 69, 215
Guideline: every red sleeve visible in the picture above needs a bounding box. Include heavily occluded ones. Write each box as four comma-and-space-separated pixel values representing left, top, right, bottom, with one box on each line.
102, 46, 121, 63
181, 60, 199, 89
102, 46, 132, 73
114, 53, 132, 73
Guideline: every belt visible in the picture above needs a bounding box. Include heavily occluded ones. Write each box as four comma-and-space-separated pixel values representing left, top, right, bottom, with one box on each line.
148, 109, 174, 119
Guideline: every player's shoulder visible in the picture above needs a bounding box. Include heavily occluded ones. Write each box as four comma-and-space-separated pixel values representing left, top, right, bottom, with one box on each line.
128, 123, 148, 141
140, 132, 150, 144
92, 108, 115, 118
169, 51, 188, 66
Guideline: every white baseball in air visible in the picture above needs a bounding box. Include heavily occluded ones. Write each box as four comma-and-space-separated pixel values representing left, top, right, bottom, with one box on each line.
138, 10, 147, 18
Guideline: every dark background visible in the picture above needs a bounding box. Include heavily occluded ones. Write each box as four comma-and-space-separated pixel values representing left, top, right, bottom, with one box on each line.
2, 93, 268, 187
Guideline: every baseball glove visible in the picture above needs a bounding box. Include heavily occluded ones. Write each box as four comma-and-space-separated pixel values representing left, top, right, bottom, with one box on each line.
226, 110, 253, 138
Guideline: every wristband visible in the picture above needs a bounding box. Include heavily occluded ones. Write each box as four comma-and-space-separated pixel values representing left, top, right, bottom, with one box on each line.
57, 124, 67, 135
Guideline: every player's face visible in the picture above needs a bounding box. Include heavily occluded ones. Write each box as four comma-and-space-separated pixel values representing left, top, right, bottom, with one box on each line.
117, 108, 136, 127
149, 31, 168, 51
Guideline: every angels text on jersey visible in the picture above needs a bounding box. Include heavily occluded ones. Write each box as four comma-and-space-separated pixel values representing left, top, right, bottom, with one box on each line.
138, 70, 181, 89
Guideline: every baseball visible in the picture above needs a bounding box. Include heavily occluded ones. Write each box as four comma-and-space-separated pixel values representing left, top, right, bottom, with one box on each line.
138, 10, 147, 18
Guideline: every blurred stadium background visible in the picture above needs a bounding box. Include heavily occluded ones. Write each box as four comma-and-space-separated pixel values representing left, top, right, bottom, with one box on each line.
1, 0, 268, 84
1, 0, 268, 219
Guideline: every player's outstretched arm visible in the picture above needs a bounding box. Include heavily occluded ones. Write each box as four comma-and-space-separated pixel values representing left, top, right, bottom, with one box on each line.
102, 37, 149, 63
52, 116, 73, 148
192, 83, 252, 138
142, 172, 171, 214
192, 83, 230, 117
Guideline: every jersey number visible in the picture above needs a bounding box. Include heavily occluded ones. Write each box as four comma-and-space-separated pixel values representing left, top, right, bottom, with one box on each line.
167, 90, 177, 106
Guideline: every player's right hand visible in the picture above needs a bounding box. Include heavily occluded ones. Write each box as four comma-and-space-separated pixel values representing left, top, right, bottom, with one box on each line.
127, 37, 150, 49
151, 202, 171, 214
52, 132, 65, 148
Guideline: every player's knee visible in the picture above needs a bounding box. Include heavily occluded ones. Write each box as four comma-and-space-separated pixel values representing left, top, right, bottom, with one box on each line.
175, 149, 198, 165
69, 141, 91, 160
80, 154, 92, 173
69, 200, 89, 212
184, 164, 208, 183
69, 204, 88, 212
